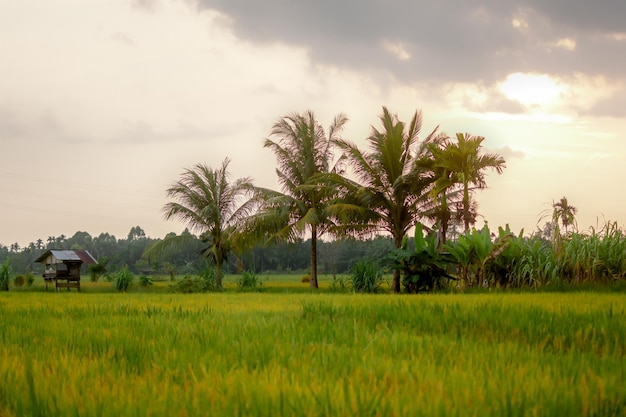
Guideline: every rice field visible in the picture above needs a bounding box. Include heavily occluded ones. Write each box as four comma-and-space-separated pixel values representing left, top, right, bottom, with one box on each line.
0, 287, 624, 416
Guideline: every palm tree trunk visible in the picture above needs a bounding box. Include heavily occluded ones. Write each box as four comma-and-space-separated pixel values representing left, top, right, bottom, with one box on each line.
310, 226, 319, 289
392, 235, 403, 293
463, 184, 470, 233
439, 195, 450, 249
216, 260, 223, 289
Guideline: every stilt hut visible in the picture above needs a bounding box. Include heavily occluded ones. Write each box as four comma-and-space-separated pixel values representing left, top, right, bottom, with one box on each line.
35, 249, 97, 292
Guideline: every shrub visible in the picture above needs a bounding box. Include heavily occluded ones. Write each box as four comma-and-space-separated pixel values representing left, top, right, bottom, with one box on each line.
199, 266, 218, 289
0, 260, 11, 291
390, 223, 456, 293
13, 274, 25, 287
25, 272, 35, 287
329, 275, 350, 293
89, 257, 109, 282
139, 275, 154, 287
113, 268, 135, 292
169, 275, 214, 294
235, 270, 263, 291
301, 275, 311, 283
351, 258, 384, 293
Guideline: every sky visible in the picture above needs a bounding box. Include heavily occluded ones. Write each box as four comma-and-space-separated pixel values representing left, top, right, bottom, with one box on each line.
1, 0, 625, 247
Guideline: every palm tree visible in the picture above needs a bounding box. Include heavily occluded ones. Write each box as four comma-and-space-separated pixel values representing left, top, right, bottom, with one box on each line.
153, 158, 256, 288
552, 197, 577, 236
432, 133, 506, 233
551, 196, 577, 255
253, 110, 348, 289
333, 107, 446, 293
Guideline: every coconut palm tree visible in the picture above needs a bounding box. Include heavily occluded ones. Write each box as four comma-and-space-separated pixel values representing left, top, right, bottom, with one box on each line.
332, 106, 446, 293
552, 197, 577, 236
151, 158, 256, 288
433, 133, 506, 233
253, 111, 348, 289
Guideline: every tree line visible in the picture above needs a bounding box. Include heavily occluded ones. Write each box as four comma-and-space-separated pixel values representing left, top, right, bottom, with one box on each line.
0, 226, 396, 277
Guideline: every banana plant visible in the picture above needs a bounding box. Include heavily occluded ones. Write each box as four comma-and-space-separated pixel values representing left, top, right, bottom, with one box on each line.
446, 224, 513, 287
388, 223, 456, 293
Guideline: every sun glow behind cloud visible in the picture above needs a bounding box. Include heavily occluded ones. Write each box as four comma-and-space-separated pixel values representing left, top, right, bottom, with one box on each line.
499, 73, 566, 108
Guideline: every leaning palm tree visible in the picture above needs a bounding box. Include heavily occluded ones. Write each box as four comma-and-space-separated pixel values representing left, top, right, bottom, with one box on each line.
147, 158, 256, 288
333, 106, 446, 293
433, 133, 506, 233
252, 111, 348, 289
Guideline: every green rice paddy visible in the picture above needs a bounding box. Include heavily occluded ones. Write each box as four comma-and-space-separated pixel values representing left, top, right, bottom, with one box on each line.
0, 277, 624, 416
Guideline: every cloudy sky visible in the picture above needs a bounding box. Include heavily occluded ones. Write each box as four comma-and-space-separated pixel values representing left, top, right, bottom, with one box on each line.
1, 0, 625, 246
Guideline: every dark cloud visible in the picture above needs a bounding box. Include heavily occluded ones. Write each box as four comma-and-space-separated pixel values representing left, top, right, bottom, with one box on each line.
194, 0, 626, 85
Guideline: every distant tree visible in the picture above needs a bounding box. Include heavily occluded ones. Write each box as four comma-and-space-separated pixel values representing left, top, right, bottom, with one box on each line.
150, 158, 256, 288
552, 197, 577, 236
251, 110, 348, 289
127, 226, 146, 241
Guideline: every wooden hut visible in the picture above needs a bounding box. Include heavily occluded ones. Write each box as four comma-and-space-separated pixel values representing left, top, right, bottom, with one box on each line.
35, 249, 97, 292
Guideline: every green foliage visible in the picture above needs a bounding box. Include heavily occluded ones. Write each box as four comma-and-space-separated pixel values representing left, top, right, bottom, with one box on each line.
88, 257, 109, 282
328, 275, 350, 293
13, 274, 25, 287
235, 270, 263, 291
138, 275, 154, 287
169, 275, 215, 294
301, 275, 311, 283
168, 266, 218, 294
446, 224, 513, 287
0, 259, 11, 291
25, 272, 35, 287
112, 268, 134, 292
389, 223, 456, 293
199, 266, 218, 290
350, 258, 384, 293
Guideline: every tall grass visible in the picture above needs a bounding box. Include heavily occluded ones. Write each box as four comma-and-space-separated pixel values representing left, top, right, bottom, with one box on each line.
448, 221, 626, 289
0, 292, 624, 416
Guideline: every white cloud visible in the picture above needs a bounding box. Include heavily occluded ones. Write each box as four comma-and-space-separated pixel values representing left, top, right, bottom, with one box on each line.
551, 37, 577, 51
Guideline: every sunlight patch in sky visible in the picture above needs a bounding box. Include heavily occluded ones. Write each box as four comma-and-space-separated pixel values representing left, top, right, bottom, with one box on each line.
499, 73, 566, 108
382, 41, 411, 61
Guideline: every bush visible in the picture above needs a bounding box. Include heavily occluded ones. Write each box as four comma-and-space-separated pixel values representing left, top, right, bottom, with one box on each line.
89, 257, 109, 282
139, 275, 154, 287
169, 275, 214, 294
0, 260, 11, 291
236, 270, 263, 291
25, 272, 35, 287
112, 268, 135, 292
351, 258, 384, 293
329, 275, 350, 293
13, 274, 25, 287
301, 275, 311, 283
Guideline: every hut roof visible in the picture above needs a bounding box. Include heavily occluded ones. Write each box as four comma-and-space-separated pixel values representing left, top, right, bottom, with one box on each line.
35, 249, 97, 265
